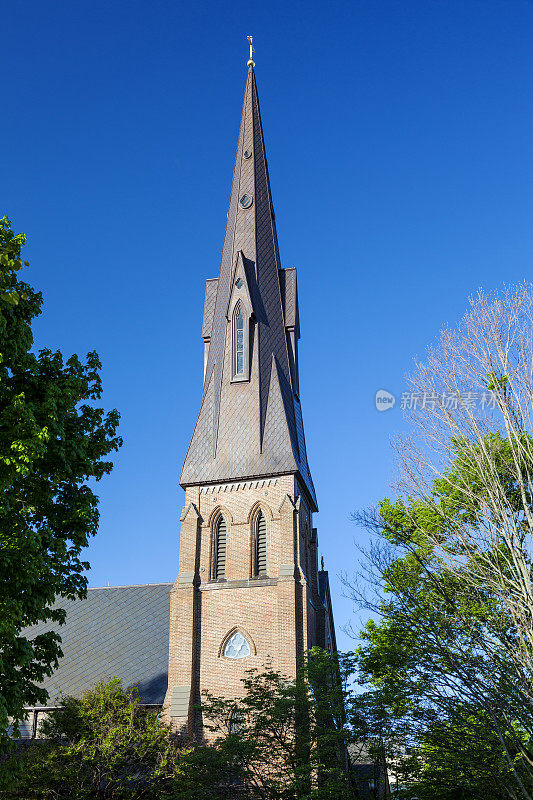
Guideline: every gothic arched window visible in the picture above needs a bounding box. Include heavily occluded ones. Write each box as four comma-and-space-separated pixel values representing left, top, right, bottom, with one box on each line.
223, 631, 251, 659
253, 511, 267, 577
213, 516, 227, 580
232, 302, 249, 381
235, 304, 244, 375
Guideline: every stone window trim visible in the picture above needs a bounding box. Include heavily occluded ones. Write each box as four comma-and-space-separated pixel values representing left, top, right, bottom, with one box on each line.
218, 626, 256, 659
207, 505, 234, 528
230, 299, 251, 383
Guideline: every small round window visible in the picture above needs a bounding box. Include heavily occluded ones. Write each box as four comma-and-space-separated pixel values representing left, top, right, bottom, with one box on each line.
239, 194, 253, 209
224, 631, 251, 659
243, 149, 252, 159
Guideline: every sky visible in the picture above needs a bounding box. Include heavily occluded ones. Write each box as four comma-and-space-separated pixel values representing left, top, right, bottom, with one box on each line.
3, 0, 533, 652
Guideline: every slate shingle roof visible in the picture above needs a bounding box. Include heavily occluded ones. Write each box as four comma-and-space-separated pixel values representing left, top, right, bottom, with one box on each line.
279, 267, 299, 334
202, 278, 218, 339
318, 570, 338, 653
180, 66, 317, 510
22, 583, 172, 706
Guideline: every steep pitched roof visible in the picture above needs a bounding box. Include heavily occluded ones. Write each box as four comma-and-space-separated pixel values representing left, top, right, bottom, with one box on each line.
318, 570, 338, 653
21, 584, 172, 706
181, 66, 317, 510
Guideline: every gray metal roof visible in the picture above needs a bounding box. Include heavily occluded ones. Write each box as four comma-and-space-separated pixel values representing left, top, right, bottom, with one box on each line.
279, 267, 299, 334
22, 583, 172, 706
180, 66, 317, 510
318, 570, 338, 653
202, 278, 218, 339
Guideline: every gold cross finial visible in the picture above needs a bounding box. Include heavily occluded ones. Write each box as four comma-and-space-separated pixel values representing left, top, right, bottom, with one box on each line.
247, 35, 255, 68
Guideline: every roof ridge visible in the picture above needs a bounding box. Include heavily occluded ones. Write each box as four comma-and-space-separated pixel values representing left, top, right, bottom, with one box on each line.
86, 583, 173, 591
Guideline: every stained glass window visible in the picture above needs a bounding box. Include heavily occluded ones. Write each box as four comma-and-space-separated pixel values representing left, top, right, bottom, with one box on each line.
224, 631, 251, 659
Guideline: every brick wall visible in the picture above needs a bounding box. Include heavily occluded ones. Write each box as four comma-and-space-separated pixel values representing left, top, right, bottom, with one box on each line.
164, 474, 327, 737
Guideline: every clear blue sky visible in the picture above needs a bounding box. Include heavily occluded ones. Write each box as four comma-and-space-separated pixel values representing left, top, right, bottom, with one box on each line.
3, 1, 532, 651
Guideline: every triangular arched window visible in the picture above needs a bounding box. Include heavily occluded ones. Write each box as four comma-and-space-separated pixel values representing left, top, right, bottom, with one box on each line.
223, 630, 251, 659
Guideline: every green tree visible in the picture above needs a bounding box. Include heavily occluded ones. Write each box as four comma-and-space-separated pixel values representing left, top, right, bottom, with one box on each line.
4, 657, 358, 800
0, 217, 121, 747
4, 679, 180, 799
363, 284, 533, 799
197, 649, 358, 800
347, 435, 533, 799
414, 709, 527, 800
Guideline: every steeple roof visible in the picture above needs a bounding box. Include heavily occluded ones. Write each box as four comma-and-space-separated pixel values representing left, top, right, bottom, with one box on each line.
180, 65, 317, 511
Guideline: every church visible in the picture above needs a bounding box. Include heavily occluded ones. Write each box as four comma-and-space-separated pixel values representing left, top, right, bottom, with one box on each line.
19, 45, 337, 740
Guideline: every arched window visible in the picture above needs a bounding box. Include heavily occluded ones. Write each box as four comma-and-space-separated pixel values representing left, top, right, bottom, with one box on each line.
235, 306, 244, 374
213, 516, 227, 580
254, 511, 267, 577
232, 302, 249, 381
229, 708, 245, 734
223, 631, 251, 659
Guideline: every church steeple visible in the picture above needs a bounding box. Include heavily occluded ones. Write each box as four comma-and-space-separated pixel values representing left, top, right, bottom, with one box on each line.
180, 57, 317, 511
166, 50, 337, 738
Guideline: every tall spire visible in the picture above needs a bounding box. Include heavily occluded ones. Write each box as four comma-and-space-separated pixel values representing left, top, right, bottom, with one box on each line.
180, 54, 317, 510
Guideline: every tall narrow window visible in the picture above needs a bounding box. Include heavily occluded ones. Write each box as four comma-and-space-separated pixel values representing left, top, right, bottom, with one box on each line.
235, 306, 244, 375
254, 511, 267, 577
232, 302, 249, 381
229, 708, 245, 734
214, 516, 227, 580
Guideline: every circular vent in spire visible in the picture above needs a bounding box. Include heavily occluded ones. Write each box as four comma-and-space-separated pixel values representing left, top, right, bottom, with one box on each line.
243, 149, 252, 159
239, 194, 253, 209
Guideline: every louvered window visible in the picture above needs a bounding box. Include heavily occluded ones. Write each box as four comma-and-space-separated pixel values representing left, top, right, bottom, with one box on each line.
254, 511, 267, 576
214, 516, 227, 579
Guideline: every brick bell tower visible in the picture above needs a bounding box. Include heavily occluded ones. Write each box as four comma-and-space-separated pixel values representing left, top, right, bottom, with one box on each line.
165, 43, 337, 735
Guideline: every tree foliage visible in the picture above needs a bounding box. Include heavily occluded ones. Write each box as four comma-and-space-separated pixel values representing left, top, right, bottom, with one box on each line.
197, 649, 358, 799
348, 436, 533, 799
346, 285, 533, 799
4, 679, 181, 799
396, 285, 533, 694
4, 656, 360, 800
0, 217, 121, 746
